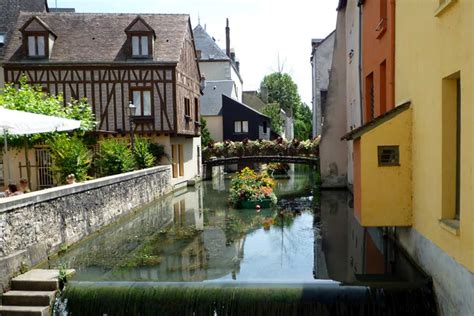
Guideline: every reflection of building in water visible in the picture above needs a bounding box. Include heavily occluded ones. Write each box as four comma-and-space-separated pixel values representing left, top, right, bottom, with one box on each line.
212, 170, 226, 191
162, 185, 245, 281
315, 191, 407, 283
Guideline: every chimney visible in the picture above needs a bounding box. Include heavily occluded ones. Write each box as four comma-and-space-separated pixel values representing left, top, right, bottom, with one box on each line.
225, 18, 231, 58
260, 85, 268, 103
235, 60, 240, 72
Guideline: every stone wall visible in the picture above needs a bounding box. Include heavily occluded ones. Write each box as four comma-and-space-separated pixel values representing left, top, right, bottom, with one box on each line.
398, 228, 474, 316
0, 166, 171, 291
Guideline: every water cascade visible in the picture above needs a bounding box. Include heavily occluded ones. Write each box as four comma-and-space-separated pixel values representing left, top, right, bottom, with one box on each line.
56, 280, 437, 315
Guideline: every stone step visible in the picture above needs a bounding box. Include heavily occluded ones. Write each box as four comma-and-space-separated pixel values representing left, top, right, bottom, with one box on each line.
10, 280, 58, 292
0, 305, 49, 316
10, 269, 75, 291
1, 290, 56, 307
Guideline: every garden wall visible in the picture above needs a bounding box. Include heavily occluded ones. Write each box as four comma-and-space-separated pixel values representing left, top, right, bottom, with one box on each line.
0, 166, 172, 291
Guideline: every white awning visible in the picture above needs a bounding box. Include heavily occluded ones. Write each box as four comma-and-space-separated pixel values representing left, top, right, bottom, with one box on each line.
0, 107, 81, 135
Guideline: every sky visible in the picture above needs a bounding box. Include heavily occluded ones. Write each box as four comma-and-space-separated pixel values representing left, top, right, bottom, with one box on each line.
48, 0, 338, 106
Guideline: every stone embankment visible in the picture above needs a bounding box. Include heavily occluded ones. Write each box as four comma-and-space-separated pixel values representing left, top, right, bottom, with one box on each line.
0, 166, 172, 291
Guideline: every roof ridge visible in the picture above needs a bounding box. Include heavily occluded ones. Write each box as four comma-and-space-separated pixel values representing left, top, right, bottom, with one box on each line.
18, 12, 190, 16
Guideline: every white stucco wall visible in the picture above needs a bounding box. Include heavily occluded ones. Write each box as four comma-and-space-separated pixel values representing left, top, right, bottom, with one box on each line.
344, 0, 362, 186
199, 61, 228, 81
199, 61, 243, 102
311, 32, 335, 138
203, 115, 223, 142
169, 136, 201, 186
229, 65, 243, 102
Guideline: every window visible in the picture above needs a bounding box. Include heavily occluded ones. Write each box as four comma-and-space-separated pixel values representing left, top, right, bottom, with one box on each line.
441, 72, 461, 221
171, 144, 184, 178
234, 120, 248, 133
184, 98, 191, 118
455, 78, 461, 219
27, 35, 46, 57
377, 146, 399, 166
380, 60, 387, 115
131, 35, 150, 57
365, 73, 375, 123
0, 33, 5, 47
435, 0, 458, 17
263, 121, 268, 134
131, 88, 152, 116
194, 98, 199, 122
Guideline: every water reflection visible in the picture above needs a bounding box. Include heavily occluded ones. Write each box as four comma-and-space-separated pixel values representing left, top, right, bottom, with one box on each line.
43, 167, 425, 286
316, 190, 426, 285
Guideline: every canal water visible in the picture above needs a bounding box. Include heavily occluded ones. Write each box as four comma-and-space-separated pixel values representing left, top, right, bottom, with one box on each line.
45, 166, 437, 315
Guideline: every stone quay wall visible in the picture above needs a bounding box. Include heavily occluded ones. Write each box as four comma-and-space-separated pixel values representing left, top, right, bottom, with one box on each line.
0, 166, 172, 291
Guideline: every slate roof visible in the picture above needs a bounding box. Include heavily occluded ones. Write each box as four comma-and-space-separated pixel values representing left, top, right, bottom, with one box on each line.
4, 12, 190, 64
242, 91, 266, 112
201, 80, 235, 116
193, 24, 229, 61
223, 94, 270, 119
0, 0, 47, 57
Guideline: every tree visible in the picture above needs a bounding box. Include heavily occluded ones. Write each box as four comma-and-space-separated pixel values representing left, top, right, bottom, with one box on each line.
260, 72, 313, 140
262, 103, 284, 134
200, 118, 213, 147
260, 72, 301, 116
47, 134, 92, 183
0, 76, 96, 185
294, 103, 312, 140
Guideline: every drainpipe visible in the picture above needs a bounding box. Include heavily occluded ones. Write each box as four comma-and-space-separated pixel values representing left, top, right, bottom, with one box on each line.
358, 1, 364, 126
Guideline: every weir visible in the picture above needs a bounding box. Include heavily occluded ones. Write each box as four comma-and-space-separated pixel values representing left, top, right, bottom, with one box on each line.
57, 280, 436, 315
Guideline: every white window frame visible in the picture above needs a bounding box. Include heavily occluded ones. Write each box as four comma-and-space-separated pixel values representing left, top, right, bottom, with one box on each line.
234, 120, 249, 133
27, 35, 46, 57
131, 35, 150, 57
132, 88, 152, 116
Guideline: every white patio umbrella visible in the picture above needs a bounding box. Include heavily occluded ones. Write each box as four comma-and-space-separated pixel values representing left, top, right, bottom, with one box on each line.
0, 107, 82, 184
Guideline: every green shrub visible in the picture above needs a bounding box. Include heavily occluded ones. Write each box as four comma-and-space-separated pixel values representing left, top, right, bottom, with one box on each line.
96, 139, 136, 176
134, 137, 156, 169
47, 135, 92, 184
149, 142, 168, 164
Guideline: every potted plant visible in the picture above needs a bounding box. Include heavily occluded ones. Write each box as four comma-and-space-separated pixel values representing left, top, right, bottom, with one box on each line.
229, 167, 277, 209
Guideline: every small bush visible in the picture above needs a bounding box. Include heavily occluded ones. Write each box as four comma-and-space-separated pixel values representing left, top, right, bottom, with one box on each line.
134, 137, 156, 169
149, 142, 168, 164
96, 139, 136, 176
47, 134, 92, 184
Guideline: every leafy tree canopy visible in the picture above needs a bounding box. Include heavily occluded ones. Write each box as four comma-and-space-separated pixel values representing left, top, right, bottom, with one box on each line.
262, 103, 284, 134
260, 72, 312, 140
260, 72, 301, 116
0, 76, 96, 147
294, 103, 312, 140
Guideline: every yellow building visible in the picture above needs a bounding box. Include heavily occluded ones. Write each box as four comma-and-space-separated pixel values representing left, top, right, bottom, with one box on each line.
343, 1, 473, 314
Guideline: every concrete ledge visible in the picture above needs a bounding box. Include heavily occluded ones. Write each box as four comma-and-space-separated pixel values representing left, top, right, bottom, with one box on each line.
0, 166, 171, 213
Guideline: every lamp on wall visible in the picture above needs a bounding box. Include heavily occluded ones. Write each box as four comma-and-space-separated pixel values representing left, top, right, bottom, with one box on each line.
128, 101, 136, 152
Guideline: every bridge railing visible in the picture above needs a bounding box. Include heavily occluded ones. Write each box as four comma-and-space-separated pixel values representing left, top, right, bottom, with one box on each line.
203, 137, 320, 162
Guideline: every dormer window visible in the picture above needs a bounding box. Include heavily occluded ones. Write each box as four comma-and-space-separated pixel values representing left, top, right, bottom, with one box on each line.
131, 35, 150, 57
125, 16, 156, 59
20, 16, 57, 59
27, 35, 46, 57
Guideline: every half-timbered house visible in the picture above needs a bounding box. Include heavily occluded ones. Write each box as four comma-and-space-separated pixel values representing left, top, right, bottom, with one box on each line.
3, 12, 202, 188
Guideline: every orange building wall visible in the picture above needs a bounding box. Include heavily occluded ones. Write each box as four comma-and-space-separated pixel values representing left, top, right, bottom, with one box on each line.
362, 0, 395, 123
